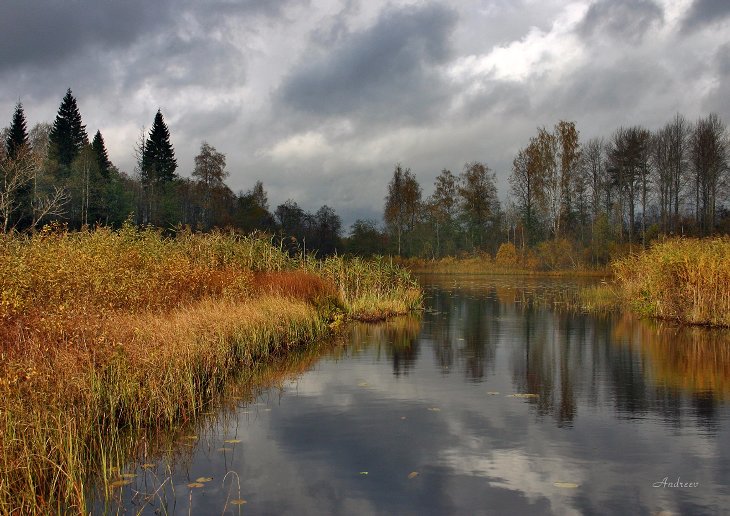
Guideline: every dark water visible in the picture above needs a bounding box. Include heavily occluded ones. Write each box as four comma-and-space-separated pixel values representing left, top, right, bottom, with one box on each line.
97, 275, 730, 515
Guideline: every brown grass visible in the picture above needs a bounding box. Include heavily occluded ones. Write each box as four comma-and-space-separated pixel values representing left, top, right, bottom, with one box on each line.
613, 237, 730, 327
0, 225, 421, 514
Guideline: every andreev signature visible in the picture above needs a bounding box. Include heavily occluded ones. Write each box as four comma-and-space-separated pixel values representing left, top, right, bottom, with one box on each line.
652, 477, 699, 488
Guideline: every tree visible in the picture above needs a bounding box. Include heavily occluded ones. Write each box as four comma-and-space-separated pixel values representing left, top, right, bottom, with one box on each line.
311, 205, 342, 256
510, 144, 543, 245
459, 161, 500, 251
193, 141, 227, 228
555, 120, 581, 236
91, 130, 112, 178
428, 168, 458, 257
142, 110, 177, 184
690, 113, 727, 235
6, 102, 29, 159
49, 89, 88, 169
347, 219, 385, 256
384, 164, 421, 256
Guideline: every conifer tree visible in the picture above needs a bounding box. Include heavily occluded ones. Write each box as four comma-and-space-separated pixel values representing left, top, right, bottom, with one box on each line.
6, 102, 29, 159
91, 130, 112, 178
142, 110, 177, 184
49, 89, 88, 167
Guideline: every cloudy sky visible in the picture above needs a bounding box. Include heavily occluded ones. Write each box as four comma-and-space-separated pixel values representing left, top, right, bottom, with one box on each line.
1, 0, 728, 228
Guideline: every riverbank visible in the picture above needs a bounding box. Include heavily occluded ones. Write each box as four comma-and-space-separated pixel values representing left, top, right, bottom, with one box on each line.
0, 225, 421, 514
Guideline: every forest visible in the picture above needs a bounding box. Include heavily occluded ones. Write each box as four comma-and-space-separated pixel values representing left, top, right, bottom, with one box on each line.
2, 89, 728, 266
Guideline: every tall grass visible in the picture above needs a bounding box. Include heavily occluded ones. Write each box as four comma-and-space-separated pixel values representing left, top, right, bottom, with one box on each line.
0, 224, 421, 514
613, 237, 730, 327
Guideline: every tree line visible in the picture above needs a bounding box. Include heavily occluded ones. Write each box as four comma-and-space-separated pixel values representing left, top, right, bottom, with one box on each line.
0, 89, 343, 256
350, 116, 728, 265
2, 89, 728, 263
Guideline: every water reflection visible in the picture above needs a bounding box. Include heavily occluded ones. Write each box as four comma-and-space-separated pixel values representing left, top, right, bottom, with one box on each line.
95, 274, 730, 515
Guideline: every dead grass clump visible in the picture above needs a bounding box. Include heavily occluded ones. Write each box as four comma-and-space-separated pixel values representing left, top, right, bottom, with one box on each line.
613, 237, 730, 327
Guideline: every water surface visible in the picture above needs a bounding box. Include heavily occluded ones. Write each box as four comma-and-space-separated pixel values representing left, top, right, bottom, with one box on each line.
97, 275, 730, 515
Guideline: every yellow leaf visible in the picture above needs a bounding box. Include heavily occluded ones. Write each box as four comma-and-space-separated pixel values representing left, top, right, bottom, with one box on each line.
195, 477, 213, 483
230, 499, 247, 505
408, 471, 419, 479
187, 482, 204, 488
109, 479, 132, 488
224, 439, 241, 444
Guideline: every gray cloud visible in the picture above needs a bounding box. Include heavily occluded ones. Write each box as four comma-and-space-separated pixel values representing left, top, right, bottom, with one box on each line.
277, 3, 458, 124
0, 1, 174, 73
578, 0, 663, 44
681, 0, 730, 33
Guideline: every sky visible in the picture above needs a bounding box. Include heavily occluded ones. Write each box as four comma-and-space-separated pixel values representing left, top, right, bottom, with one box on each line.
1, 0, 729, 229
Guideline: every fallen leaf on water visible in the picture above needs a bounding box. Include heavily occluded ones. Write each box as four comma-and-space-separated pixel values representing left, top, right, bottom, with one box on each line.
217, 447, 233, 452
400, 416, 407, 420
359, 471, 369, 475
195, 477, 213, 483
187, 482, 204, 488
109, 479, 132, 488
554, 482, 579, 489
358, 382, 368, 387
427, 407, 441, 412
487, 392, 500, 395
507, 393, 539, 398
230, 499, 247, 505
408, 471, 419, 479
224, 439, 241, 444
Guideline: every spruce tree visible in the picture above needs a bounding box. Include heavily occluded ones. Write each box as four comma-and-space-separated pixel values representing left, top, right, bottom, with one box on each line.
49, 89, 88, 167
91, 130, 112, 177
6, 102, 29, 159
142, 110, 177, 184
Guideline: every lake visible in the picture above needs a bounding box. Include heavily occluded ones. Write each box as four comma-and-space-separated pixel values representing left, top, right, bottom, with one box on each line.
93, 275, 730, 515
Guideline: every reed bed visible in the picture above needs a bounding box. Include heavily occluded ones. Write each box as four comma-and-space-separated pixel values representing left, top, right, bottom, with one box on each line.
613, 237, 730, 327
0, 224, 420, 514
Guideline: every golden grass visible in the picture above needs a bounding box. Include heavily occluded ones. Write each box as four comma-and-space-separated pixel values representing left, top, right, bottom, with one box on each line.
613, 237, 730, 327
0, 224, 421, 514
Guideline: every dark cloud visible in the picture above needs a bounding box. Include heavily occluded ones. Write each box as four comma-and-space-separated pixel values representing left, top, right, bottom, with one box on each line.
547, 56, 671, 120
577, 0, 663, 44
701, 44, 730, 119
0, 1, 174, 73
681, 0, 730, 33
277, 3, 458, 124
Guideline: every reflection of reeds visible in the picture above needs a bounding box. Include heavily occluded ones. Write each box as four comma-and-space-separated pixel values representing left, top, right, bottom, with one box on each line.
0, 225, 421, 514
612, 314, 730, 397
614, 237, 730, 327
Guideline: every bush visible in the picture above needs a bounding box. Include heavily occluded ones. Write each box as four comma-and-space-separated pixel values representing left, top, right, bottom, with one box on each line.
495, 242, 518, 267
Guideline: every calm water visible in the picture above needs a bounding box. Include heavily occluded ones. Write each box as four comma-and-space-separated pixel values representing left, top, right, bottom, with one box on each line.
96, 275, 730, 515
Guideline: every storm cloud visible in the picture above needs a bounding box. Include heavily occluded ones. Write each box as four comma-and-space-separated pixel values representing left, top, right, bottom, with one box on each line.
278, 3, 458, 124
0, 0, 728, 228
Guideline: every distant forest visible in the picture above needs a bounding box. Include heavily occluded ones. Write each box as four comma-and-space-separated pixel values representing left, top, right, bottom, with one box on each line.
2, 89, 729, 264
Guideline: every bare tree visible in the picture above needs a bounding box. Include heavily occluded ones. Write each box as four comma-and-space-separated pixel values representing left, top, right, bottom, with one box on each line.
690, 113, 727, 234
